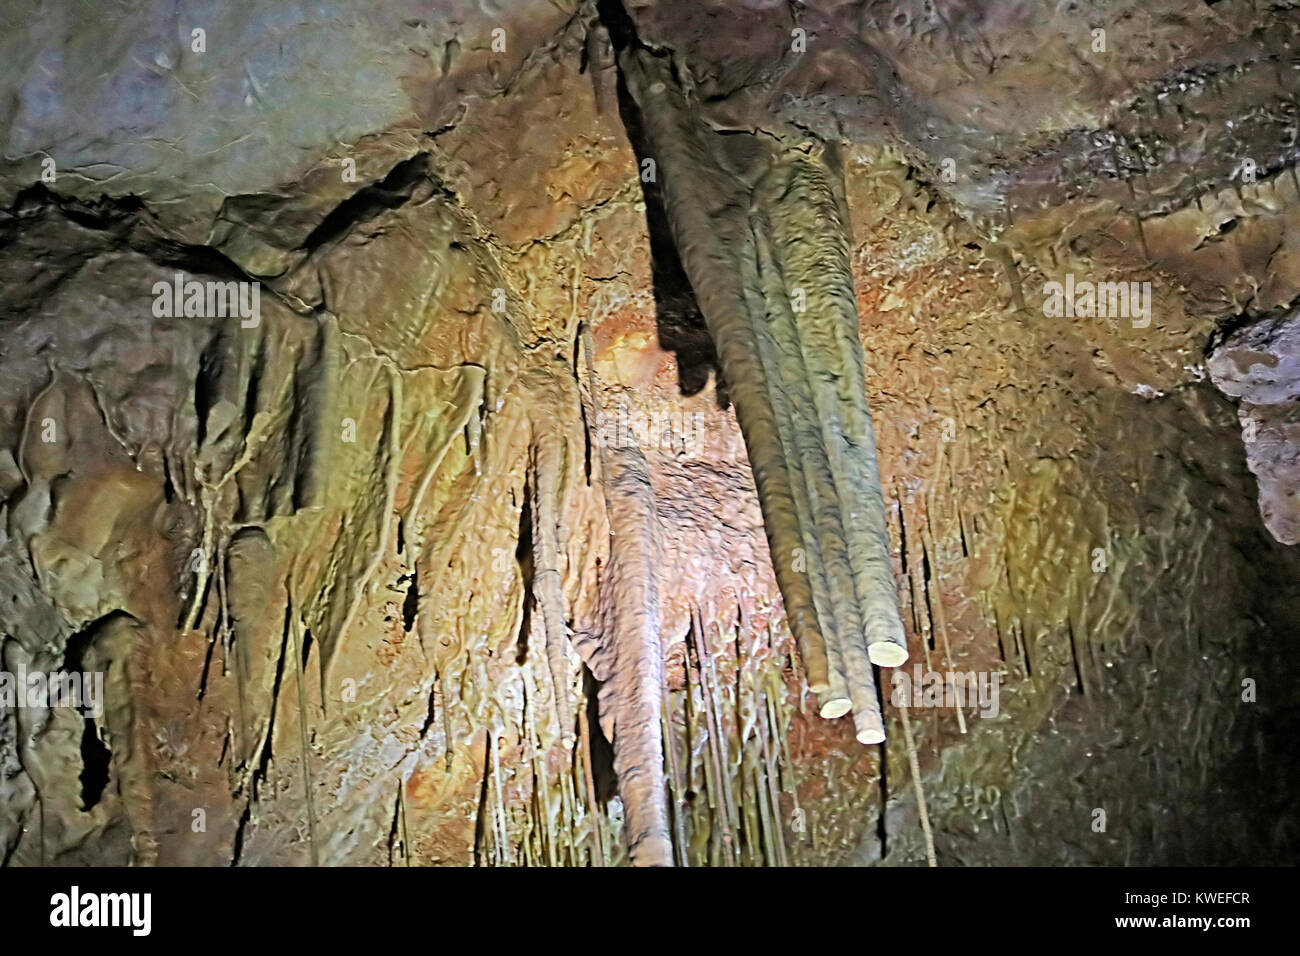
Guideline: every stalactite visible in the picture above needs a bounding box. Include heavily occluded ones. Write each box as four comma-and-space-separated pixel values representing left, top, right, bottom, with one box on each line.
898, 701, 937, 867
593, 440, 672, 866
522, 669, 559, 868
558, 750, 579, 867
757, 150, 908, 673
688, 607, 734, 865
706, 618, 747, 850
330, 365, 402, 670
528, 418, 575, 748
639, 615, 810, 867
611, 37, 908, 743
756, 683, 790, 867
749, 216, 854, 721
489, 732, 509, 866
660, 680, 689, 866
578, 325, 672, 867
289, 609, 319, 865
695, 610, 740, 863
898, 490, 935, 671
922, 442, 966, 734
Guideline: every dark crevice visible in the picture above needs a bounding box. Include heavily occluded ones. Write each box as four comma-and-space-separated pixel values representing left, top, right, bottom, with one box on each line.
229, 600, 293, 866
473, 736, 491, 867
135, 237, 258, 283
514, 483, 536, 665
243, 602, 293, 791
4, 183, 145, 234
387, 784, 403, 864
401, 568, 419, 633
419, 678, 438, 738
583, 666, 618, 803
230, 803, 251, 867
575, 325, 593, 485
299, 153, 435, 252
194, 335, 227, 447
198, 629, 219, 701
1066, 617, 1086, 695
921, 537, 936, 652
897, 497, 910, 576
77, 718, 111, 812
62, 612, 138, 814
240, 338, 266, 447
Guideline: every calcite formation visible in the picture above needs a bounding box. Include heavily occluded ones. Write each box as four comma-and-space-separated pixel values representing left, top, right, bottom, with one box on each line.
1, 0, 1299, 870
609, 9, 909, 744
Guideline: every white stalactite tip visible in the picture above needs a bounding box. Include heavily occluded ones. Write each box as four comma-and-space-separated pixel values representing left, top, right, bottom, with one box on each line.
867, 641, 909, 667
853, 704, 887, 745
819, 697, 852, 719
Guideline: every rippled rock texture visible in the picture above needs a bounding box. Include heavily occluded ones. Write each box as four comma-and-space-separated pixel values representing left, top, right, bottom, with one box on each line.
1, 0, 1299, 866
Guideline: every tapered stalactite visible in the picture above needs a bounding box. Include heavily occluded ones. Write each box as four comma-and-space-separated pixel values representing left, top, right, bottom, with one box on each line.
529, 422, 575, 746
597, 442, 673, 866
522, 360, 587, 749
743, 216, 852, 720
749, 215, 858, 727
612, 37, 906, 743
580, 325, 673, 866
760, 152, 908, 671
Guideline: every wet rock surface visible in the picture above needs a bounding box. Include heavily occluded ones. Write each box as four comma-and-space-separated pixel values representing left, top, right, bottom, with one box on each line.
1, 0, 1298, 866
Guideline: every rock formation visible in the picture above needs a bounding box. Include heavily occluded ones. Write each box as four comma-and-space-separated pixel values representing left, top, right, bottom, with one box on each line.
1, 0, 1298, 867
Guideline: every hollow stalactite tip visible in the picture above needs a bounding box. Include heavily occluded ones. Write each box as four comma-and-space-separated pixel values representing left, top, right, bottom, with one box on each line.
819, 697, 852, 720
868, 642, 909, 667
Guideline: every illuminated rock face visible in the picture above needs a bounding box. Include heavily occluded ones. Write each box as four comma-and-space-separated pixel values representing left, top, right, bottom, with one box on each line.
1, 0, 1300, 867
1209, 307, 1300, 546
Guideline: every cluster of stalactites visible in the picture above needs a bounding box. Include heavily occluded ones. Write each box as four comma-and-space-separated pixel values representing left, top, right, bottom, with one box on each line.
615, 46, 908, 744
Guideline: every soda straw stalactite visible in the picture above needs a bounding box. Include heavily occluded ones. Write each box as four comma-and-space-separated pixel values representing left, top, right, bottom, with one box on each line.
922, 440, 966, 734
661, 677, 689, 866
898, 700, 938, 867
691, 606, 737, 865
